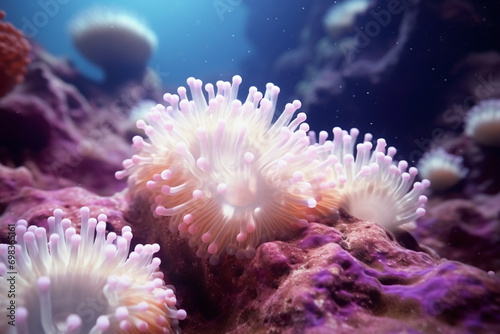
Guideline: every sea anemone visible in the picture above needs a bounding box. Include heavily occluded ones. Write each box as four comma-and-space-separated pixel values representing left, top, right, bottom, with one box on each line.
0, 11, 30, 98
0, 207, 186, 333
417, 148, 468, 191
323, 0, 372, 39
69, 7, 158, 81
310, 127, 429, 231
116, 75, 334, 264
465, 99, 500, 147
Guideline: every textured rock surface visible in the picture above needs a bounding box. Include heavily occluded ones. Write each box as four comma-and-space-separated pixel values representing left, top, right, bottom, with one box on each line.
0, 43, 166, 196
153, 213, 500, 334
0, 61, 132, 195
0, 11, 30, 98
415, 193, 500, 274
0, 165, 127, 242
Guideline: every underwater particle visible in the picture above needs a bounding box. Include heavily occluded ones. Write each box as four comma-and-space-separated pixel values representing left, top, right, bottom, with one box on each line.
323, 0, 372, 39
310, 127, 429, 231
68, 7, 158, 81
465, 99, 500, 147
0, 11, 31, 98
417, 148, 468, 191
116, 75, 331, 265
0, 207, 186, 333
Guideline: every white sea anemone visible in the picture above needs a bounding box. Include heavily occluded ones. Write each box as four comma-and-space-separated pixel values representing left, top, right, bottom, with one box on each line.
417, 148, 468, 191
465, 99, 500, 147
116, 75, 335, 264
0, 207, 186, 333
69, 7, 158, 78
310, 127, 429, 231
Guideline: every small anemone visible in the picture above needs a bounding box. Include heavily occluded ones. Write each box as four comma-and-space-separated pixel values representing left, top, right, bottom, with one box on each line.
69, 7, 158, 81
323, 0, 372, 39
310, 127, 429, 231
417, 148, 468, 191
465, 99, 500, 147
0, 207, 186, 333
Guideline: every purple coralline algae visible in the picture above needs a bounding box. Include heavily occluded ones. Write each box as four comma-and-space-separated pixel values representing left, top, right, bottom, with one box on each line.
162, 219, 500, 333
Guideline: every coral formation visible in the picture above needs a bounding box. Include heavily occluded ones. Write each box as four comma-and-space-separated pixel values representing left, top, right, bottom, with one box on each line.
0, 207, 185, 333
69, 7, 158, 82
0, 11, 30, 98
164, 219, 500, 334
0, 60, 133, 195
415, 194, 500, 272
417, 148, 468, 191
465, 99, 500, 147
117, 76, 335, 264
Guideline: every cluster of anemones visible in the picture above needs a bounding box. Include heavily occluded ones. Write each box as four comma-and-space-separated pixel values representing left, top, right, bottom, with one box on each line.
0, 207, 186, 333
116, 75, 430, 264
414, 98, 500, 193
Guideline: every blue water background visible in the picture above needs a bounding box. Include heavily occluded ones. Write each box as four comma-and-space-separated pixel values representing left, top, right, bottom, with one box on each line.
2, 0, 252, 87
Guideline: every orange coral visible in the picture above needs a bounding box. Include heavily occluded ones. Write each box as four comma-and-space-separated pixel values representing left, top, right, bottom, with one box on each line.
0, 11, 30, 98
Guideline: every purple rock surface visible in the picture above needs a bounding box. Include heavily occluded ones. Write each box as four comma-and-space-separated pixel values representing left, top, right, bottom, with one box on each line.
0, 42, 168, 196
0, 164, 127, 241
161, 218, 500, 333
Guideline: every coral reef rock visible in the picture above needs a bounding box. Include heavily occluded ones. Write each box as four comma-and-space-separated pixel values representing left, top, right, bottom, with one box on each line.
162, 216, 500, 333
0, 11, 30, 98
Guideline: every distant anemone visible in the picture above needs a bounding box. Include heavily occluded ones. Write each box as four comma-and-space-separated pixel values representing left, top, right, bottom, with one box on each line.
0, 207, 186, 333
323, 0, 372, 39
116, 76, 333, 264
465, 99, 500, 147
310, 127, 429, 231
417, 148, 467, 191
69, 7, 158, 82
